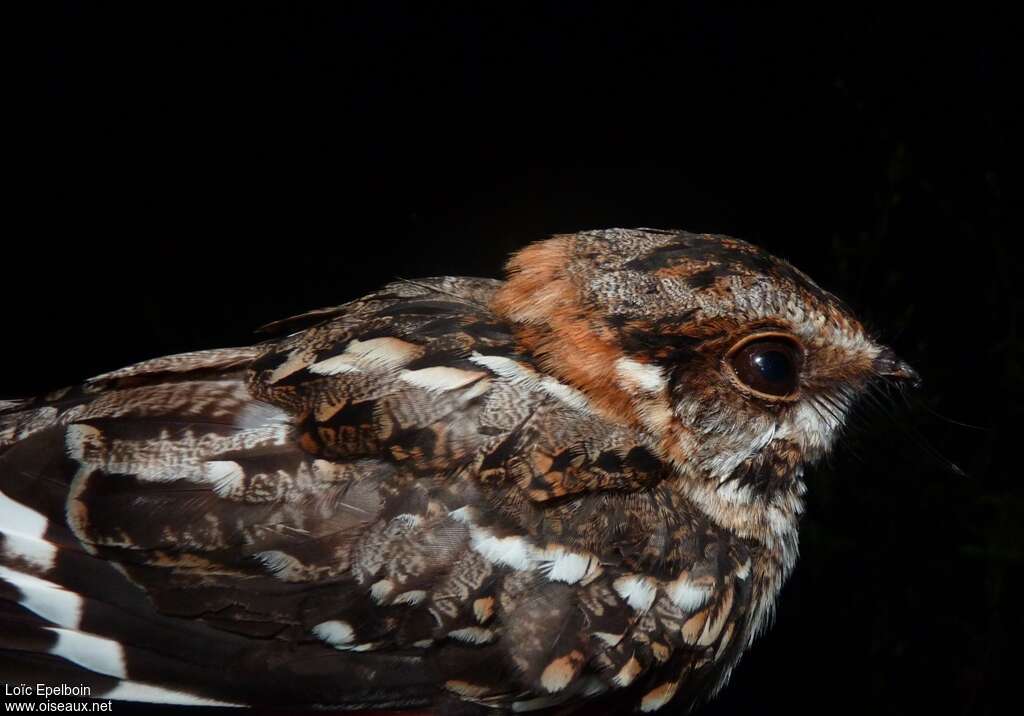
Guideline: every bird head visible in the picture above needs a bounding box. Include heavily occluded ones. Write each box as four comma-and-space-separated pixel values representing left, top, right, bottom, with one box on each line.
493, 228, 915, 539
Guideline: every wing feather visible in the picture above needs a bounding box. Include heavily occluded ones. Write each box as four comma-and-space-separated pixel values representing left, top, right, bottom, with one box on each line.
2, 276, 757, 712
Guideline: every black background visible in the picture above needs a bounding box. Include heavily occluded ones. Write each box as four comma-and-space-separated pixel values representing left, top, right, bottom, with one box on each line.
11, 3, 1019, 715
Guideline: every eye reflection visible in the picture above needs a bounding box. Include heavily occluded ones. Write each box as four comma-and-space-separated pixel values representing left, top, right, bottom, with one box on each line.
727, 335, 803, 398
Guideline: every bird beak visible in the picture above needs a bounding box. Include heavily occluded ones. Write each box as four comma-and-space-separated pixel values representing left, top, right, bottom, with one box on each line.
872, 347, 921, 388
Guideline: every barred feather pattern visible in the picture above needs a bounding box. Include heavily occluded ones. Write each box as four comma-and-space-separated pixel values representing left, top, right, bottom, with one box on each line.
1, 230, 899, 712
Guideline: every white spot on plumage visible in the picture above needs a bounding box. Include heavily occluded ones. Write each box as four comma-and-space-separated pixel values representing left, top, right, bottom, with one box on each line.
346, 337, 422, 366
537, 377, 593, 414
268, 349, 310, 384
537, 547, 601, 584
469, 353, 592, 414
393, 589, 427, 606
448, 626, 496, 644
307, 356, 364, 376
104, 681, 241, 706
370, 579, 396, 604
0, 530, 58, 573
735, 558, 751, 580
253, 550, 306, 581
399, 366, 486, 391
470, 530, 533, 571
466, 528, 603, 584
613, 575, 657, 613
0, 490, 56, 572
0, 566, 82, 629
391, 513, 423, 527
47, 627, 127, 679
593, 631, 624, 646
665, 574, 712, 612
205, 460, 245, 496
469, 352, 530, 379
310, 337, 423, 376
612, 656, 642, 687
614, 357, 666, 393
64, 423, 104, 462
312, 620, 355, 646
448, 506, 475, 524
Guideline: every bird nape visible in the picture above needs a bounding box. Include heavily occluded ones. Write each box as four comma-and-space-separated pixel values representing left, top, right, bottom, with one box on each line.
0, 229, 916, 713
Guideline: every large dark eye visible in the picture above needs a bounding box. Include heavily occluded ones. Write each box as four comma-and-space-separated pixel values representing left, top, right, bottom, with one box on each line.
726, 334, 803, 398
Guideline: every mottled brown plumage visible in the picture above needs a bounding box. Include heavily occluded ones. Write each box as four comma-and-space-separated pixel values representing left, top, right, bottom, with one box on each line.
0, 229, 915, 712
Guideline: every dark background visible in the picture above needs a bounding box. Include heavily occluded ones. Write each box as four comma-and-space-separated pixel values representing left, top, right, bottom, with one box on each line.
12, 3, 1019, 714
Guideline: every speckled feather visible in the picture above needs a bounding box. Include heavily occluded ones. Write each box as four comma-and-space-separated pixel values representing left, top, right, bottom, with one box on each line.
0, 229, 907, 712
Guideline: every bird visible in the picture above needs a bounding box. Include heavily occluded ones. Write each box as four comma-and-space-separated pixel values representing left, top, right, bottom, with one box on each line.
0, 228, 917, 713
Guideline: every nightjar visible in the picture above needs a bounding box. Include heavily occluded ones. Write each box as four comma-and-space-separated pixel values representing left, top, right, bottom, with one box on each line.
0, 229, 916, 712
